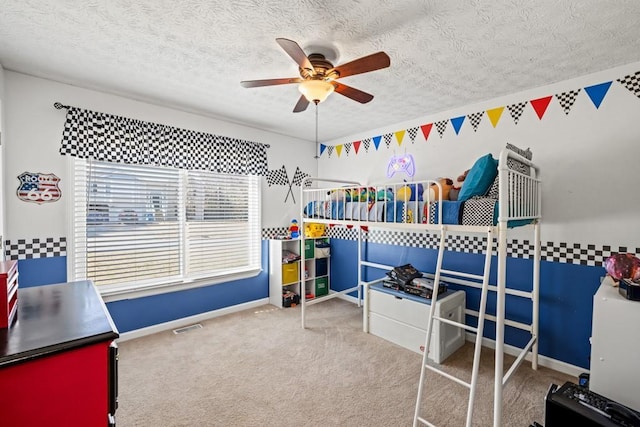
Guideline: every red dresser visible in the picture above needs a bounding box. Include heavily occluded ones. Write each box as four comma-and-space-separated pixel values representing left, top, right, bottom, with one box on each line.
0, 280, 119, 426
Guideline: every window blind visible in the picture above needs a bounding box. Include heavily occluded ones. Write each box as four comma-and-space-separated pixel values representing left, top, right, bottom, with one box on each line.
70, 158, 261, 291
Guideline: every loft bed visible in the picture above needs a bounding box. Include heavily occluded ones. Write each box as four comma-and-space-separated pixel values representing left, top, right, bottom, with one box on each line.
298, 146, 541, 427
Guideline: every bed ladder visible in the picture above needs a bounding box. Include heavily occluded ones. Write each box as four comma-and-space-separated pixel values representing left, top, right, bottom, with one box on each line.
413, 226, 494, 427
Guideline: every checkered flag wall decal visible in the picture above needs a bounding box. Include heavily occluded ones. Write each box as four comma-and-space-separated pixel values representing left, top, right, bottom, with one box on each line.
266, 165, 288, 187
291, 167, 311, 187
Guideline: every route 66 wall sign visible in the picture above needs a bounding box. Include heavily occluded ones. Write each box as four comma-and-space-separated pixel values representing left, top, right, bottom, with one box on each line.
17, 172, 61, 204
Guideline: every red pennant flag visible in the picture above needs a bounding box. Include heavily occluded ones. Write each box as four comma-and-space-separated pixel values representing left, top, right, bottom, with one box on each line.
353, 140, 361, 154
420, 123, 433, 141
530, 96, 552, 120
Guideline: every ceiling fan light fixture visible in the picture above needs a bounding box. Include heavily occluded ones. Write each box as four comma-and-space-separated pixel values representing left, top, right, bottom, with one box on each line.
298, 80, 334, 104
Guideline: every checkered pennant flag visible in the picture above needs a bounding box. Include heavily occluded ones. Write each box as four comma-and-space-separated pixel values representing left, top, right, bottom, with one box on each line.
617, 71, 640, 99
362, 137, 371, 152
555, 89, 581, 115
407, 127, 419, 143
467, 112, 484, 132
507, 102, 528, 124
327, 146, 335, 157
291, 167, 311, 187
435, 120, 448, 138
383, 133, 393, 148
344, 142, 352, 156
266, 165, 289, 187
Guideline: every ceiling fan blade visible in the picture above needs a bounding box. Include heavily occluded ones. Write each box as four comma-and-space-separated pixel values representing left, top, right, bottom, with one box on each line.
240, 77, 302, 88
332, 82, 374, 104
293, 95, 310, 113
276, 38, 314, 73
330, 51, 390, 79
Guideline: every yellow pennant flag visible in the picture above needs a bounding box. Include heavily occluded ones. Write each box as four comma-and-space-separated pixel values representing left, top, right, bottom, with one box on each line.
394, 130, 405, 146
336, 145, 343, 157
486, 107, 505, 128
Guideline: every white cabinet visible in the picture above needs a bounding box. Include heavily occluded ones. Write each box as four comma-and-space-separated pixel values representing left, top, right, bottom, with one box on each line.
268, 239, 302, 308
269, 237, 332, 307
590, 277, 640, 411
368, 284, 465, 363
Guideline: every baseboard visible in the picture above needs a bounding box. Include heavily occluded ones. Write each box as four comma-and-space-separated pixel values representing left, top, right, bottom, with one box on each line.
464, 332, 586, 378
117, 298, 270, 342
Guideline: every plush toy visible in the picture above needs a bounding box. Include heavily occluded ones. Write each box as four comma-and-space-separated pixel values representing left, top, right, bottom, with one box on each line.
377, 187, 393, 201
359, 187, 376, 202
448, 170, 469, 201
328, 189, 347, 200
289, 219, 300, 239
396, 185, 412, 201
305, 222, 326, 238
426, 177, 453, 202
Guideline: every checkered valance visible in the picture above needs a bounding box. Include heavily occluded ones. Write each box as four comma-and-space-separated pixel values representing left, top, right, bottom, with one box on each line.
56, 103, 268, 175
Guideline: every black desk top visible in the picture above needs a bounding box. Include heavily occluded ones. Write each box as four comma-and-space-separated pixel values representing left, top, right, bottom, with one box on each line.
0, 280, 119, 368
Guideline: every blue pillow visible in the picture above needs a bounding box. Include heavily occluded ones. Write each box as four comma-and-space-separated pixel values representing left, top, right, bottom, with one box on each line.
457, 153, 498, 202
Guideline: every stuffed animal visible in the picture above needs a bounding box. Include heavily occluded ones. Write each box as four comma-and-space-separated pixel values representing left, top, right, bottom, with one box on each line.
377, 187, 393, 201
426, 177, 453, 202
305, 222, 326, 238
328, 189, 347, 200
448, 170, 469, 201
396, 185, 412, 201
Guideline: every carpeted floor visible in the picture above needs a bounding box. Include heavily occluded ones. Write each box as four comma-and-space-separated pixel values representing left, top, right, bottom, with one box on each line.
116, 298, 573, 426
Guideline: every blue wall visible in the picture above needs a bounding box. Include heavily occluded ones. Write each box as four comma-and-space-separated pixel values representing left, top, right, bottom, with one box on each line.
330, 238, 604, 370
16, 240, 270, 333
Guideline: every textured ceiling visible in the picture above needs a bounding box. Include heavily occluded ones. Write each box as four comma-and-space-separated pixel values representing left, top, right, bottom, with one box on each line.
1, 0, 640, 143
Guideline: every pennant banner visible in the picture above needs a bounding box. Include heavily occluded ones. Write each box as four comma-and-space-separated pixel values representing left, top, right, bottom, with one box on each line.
363, 137, 371, 152
507, 102, 528, 125
555, 89, 581, 115
467, 111, 483, 132
450, 116, 465, 135
435, 120, 447, 138
373, 135, 382, 150
585, 81, 612, 109
530, 96, 552, 120
420, 123, 433, 141
617, 71, 640, 99
318, 70, 639, 158
383, 133, 393, 148
486, 107, 504, 128
407, 127, 418, 143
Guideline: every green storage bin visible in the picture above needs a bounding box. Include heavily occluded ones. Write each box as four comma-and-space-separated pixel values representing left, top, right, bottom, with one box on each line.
304, 240, 315, 259
315, 277, 328, 297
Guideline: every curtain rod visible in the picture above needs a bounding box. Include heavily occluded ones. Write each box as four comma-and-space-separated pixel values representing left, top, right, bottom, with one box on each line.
53, 102, 271, 149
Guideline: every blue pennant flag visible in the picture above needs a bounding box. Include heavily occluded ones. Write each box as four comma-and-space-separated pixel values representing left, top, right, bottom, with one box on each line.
319, 144, 327, 156
450, 116, 465, 135
584, 81, 612, 109
372, 135, 382, 150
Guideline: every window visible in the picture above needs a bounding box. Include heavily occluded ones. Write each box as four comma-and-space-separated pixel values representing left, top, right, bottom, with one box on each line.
69, 158, 261, 294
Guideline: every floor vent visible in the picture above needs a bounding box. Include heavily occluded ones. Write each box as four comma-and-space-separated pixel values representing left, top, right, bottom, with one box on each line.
172, 324, 203, 334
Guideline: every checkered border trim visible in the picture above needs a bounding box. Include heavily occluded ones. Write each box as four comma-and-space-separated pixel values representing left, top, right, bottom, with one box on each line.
5, 237, 67, 260
10, 231, 636, 267
311, 229, 638, 267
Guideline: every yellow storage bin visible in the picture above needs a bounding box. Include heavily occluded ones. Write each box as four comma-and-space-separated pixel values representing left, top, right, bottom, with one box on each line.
282, 263, 299, 284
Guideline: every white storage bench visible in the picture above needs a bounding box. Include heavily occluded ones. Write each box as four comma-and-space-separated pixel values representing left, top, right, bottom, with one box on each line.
368, 283, 466, 363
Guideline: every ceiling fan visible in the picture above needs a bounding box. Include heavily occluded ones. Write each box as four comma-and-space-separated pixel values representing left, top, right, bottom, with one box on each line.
240, 38, 391, 112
